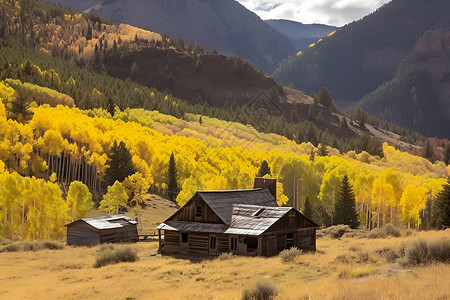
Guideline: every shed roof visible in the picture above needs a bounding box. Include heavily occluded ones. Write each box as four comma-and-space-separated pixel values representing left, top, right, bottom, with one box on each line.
157, 204, 291, 236
197, 189, 277, 225
65, 214, 137, 230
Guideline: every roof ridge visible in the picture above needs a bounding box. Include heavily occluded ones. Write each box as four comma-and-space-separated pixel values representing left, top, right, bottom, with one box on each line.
197, 188, 264, 193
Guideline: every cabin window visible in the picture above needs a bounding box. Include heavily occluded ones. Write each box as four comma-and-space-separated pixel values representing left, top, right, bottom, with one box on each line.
181, 232, 188, 243
195, 205, 202, 217
230, 237, 238, 251
286, 233, 294, 248
210, 236, 217, 250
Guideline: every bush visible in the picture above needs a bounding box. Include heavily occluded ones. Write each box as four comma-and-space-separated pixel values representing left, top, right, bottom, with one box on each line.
318, 225, 351, 239
241, 281, 277, 300
0, 237, 11, 245
427, 238, 450, 262
383, 224, 401, 237
218, 252, 234, 260
357, 250, 370, 263
94, 245, 138, 268
385, 249, 399, 263
0, 241, 64, 252
1, 243, 20, 252
366, 228, 387, 239
367, 224, 401, 239
406, 239, 429, 265
42, 241, 64, 250
279, 247, 301, 263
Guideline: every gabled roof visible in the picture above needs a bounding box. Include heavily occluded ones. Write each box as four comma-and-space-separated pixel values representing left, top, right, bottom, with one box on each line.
157, 204, 292, 236
228, 204, 292, 235
197, 188, 277, 225
65, 214, 137, 230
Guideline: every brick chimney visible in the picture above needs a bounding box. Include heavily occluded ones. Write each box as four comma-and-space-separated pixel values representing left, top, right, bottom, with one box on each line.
253, 177, 276, 200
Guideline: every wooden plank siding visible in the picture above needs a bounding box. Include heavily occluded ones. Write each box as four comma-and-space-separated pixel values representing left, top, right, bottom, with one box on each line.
164, 230, 181, 253
265, 210, 315, 234
188, 233, 209, 256
99, 226, 139, 244
67, 222, 100, 246
171, 195, 222, 224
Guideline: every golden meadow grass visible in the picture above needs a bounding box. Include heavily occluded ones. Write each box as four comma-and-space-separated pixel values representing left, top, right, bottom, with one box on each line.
0, 230, 448, 300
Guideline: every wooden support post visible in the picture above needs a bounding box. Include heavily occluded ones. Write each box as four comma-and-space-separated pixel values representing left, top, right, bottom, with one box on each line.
257, 236, 262, 256
158, 229, 162, 254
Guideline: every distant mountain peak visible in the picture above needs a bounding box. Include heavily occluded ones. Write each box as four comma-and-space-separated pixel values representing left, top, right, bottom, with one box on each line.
48, 0, 296, 72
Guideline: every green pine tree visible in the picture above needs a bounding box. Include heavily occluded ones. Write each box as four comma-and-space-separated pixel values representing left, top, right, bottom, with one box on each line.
318, 87, 338, 113
257, 160, 271, 177
167, 152, 179, 202
431, 179, 450, 229
333, 175, 359, 229
105, 140, 136, 186
317, 143, 328, 157
303, 196, 313, 220
9, 92, 34, 123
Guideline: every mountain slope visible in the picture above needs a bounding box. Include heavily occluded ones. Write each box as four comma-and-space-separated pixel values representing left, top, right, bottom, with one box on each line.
351, 30, 450, 138
48, 0, 296, 73
273, 0, 450, 107
266, 19, 336, 51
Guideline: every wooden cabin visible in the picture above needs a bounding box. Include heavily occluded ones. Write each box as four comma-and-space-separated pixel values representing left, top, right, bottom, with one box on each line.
65, 215, 139, 246
157, 178, 317, 257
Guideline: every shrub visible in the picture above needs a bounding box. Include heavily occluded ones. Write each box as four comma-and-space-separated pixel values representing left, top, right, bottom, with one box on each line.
427, 238, 450, 262
218, 252, 234, 260
1, 243, 20, 252
405, 239, 429, 265
367, 224, 401, 239
0, 237, 11, 245
241, 281, 277, 300
385, 249, 399, 263
0, 241, 64, 252
383, 224, 401, 237
42, 241, 64, 250
279, 247, 301, 263
318, 225, 351, 239
357, 250, 370, 263
94, 245, 138, 268
366, 228, 386, 239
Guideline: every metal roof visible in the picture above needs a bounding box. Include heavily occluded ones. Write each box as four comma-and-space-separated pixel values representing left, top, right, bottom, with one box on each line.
197, 189, 277, 225
157, 204, 291, 236
65, 214, 137, 230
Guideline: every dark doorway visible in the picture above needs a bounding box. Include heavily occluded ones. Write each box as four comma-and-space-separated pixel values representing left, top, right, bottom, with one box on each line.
244, 236, 258, 249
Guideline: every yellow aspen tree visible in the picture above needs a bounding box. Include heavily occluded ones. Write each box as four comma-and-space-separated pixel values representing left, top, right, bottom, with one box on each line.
99, 181, 128, 215
66, 181, 93, 221
123, 172, 149, 233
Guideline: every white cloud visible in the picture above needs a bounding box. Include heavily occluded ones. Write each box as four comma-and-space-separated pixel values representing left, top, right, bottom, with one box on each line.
236, 0, 391, 26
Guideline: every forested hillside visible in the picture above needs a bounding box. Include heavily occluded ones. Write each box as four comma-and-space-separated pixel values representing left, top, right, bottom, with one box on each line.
351, 30, 450, 138
0, 88, 448, 239
47, 0, 296, 73
0, 0, 448, 242
0, 0, 405, 158
273, 0, 450, 137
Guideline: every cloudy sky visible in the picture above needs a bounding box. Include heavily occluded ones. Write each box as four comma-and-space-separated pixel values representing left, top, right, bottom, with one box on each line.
236, 0, 391, 26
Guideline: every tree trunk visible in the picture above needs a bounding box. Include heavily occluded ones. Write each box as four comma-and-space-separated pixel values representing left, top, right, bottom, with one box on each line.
377, 203, 380, 229
135, 199, 144, 234
21, 204, 25, 239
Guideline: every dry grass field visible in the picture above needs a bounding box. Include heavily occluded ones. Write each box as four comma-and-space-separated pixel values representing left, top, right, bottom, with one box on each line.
0, 227, 449, 300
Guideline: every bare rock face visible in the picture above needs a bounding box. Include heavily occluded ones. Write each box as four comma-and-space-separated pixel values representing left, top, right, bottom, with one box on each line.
398, 30, 450, 118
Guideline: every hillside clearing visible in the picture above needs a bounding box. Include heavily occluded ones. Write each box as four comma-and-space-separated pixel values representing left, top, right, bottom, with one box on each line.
0, 230, 448, 299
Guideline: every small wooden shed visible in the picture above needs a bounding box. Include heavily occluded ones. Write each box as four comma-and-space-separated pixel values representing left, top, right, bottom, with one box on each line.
157, 178, 317, 257
65, 215, 139, 246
